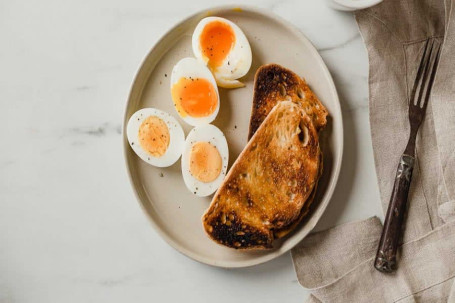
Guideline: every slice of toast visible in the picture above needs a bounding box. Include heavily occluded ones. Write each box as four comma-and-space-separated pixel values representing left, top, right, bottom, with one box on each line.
248, 64, 328, 140
247, 64, 328, 239
202, 101, 321, 249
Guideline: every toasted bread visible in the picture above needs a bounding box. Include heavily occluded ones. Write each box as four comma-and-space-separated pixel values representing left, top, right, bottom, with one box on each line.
247, 64, 328, 239
272, 152, 322, 239
202, 101, 321, 249
248, 64, 328, 140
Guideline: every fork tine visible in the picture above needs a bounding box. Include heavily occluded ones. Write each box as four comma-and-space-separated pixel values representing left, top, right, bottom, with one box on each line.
415, 39, 435, 107
422, 41, 441, 110
409, 39, 431, 105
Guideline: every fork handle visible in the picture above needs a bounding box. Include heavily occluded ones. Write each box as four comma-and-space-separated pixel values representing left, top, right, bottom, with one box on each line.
374, 154, 415, 273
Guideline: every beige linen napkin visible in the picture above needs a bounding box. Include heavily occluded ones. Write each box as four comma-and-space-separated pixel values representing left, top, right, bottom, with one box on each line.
433, 0, 455, 223
292, 218, 455, 302
291, 0, 455, 301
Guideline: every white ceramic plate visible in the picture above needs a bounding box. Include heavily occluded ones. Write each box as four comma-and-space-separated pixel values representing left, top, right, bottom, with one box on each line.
123, 5, 343, 268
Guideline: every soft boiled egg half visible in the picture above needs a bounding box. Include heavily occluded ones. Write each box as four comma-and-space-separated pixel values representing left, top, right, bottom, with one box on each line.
127, 108, 185, 167
181, 124, 229, 197
192, 16, 252, 88
170, 57, 220, 126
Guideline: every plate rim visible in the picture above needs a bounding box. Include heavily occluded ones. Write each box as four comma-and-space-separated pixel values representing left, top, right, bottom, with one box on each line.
122, 4, 344, 268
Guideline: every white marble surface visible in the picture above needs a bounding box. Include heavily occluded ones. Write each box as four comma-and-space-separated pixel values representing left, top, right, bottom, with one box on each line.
0, 1, 383, 302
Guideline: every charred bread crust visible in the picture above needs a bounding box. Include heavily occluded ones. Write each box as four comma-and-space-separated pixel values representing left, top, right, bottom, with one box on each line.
249, 64, 328, 140
203, 210, 273, 249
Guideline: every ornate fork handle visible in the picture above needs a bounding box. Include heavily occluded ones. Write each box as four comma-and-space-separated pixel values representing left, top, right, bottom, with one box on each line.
374, 155, 415, 272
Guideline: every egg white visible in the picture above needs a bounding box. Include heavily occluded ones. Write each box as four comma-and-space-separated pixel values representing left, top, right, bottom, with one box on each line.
170, 57, 220, 126
192, 16, 252, 88
181, 124, 229, 197
127, 108, 185, 167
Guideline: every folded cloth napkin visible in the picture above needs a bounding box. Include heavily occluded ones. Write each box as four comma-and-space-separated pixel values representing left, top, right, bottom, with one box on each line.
292, 218, 455, 302
291, 0, 455, 301
433, 0, 455, 223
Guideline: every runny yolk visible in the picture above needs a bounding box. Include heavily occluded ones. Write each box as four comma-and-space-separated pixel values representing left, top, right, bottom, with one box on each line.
138, 116, 170, 157
171, 77, 218, 118
199, 20, 235, 69
189, 141, 222, 183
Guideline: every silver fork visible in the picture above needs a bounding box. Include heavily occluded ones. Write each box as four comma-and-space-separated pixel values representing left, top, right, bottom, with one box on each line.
374, 38, 441, 273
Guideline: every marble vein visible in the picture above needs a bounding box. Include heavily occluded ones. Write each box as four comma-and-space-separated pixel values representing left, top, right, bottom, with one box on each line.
318, 33, 361, 52
67, 123, 122, 137
75, 85, 95, 91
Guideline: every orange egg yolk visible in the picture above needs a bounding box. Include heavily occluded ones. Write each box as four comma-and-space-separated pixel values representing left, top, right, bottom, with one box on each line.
199, 20, 235, 69
138, 116, 170, 157
171, 77, 218, 118
189, 141, 222, 183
